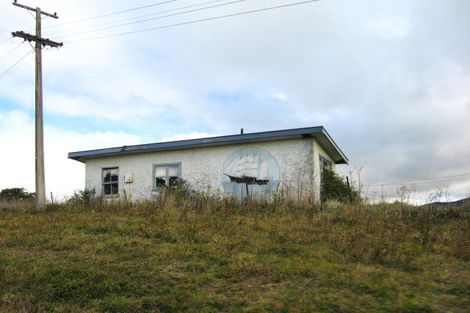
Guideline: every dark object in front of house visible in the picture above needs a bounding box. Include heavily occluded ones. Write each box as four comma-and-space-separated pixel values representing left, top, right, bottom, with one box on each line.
224, 174, 269, 185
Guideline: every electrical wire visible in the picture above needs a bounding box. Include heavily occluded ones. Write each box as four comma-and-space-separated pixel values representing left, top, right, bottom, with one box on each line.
47, 0, 233, 37
365, 172, 470, 187
0, 36, 13, 48
0, 42, 25, 62
64, 0, 319, 43
43, 0, 178, 29
54, 0, 247, 39
0, 48, 34, 81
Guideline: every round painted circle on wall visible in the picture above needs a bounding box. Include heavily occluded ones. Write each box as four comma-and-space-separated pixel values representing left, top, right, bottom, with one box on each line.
220, 147, 280, 197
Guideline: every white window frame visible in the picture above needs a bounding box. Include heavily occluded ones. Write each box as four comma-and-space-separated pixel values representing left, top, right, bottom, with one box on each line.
152, 162, 182, 190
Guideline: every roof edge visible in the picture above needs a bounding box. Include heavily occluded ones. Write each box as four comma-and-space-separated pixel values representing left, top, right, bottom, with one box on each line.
68, 126, 348, 164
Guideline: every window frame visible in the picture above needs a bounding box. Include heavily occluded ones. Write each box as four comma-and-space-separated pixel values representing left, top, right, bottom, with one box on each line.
152, 162, 182, 190
319, 155, 333, 173
102, 167, 119, 197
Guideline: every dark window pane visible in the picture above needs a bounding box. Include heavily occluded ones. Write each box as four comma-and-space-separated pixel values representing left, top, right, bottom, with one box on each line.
103, 172, 111, 182
103, 184, 111, 195
320, 157, 332, 171
111, 183, 119, 195
169, 176, 179, 187
156, 177, 166, 187
110, 173, 118, 182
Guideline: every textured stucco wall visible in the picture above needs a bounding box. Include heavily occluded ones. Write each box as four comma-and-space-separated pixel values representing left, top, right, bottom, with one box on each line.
312, 140, 336, 200
84, 138, 332, 201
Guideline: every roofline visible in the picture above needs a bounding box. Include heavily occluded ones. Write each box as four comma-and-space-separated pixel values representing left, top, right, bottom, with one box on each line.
68, 126, 349, 164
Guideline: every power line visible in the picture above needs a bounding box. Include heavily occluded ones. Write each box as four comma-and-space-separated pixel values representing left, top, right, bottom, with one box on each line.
0, 48, 34, 80
55, 0, 247, 39
0, 41, 25, 62
47, 0, 233, 37
44, 0, 178, 29
0, 36, 13, 48
365, 172, 470, 187
64, 0, 319, 43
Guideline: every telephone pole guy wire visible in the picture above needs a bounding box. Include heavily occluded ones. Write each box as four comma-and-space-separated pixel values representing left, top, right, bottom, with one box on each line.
11, 0, 63, 209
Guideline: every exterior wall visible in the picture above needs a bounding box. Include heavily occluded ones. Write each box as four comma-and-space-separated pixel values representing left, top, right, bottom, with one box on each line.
84, 138, 332, 202
312, 140, 336, 200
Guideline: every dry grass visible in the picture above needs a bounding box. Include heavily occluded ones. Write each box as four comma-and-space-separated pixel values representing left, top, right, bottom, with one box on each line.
0, 196, 469, 312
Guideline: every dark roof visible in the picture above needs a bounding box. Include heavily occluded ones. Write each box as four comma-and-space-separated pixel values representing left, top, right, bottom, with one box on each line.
68, 126, 349, 164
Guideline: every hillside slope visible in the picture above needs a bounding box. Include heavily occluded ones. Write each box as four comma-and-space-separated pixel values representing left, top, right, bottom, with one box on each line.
0, 201, 469, 312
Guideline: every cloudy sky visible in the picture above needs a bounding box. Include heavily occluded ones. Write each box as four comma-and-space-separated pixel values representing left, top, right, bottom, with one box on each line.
0, 0, 469, 203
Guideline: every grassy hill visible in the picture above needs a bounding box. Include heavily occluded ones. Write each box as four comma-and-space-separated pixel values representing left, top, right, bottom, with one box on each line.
0, 197, 469, 312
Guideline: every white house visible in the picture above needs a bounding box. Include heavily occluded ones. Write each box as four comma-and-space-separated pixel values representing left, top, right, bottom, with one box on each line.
68, 126, 348, 201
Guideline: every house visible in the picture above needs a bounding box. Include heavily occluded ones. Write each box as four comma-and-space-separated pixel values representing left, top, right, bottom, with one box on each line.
68, 126, 348, 201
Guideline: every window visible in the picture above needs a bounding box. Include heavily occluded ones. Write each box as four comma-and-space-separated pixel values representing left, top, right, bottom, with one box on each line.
102, 167, 119, 196
153, 163, 181, 189
319, 156, 333, 172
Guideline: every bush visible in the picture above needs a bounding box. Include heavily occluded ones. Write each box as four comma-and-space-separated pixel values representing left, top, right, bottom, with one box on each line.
0, 188, 35, 201
67, 189, 96, 206
321, 169, 360, 203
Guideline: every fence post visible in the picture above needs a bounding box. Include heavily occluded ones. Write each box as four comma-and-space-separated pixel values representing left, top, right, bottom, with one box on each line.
346, 176, 353, 204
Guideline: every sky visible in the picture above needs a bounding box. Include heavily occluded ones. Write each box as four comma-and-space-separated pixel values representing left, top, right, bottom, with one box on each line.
0, 0, 469, 203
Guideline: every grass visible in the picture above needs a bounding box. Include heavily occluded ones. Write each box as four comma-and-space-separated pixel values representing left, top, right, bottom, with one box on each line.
0, 196, 469, 312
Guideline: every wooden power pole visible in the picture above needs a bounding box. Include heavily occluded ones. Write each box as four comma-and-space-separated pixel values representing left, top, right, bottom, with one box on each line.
11, 1, 63, 209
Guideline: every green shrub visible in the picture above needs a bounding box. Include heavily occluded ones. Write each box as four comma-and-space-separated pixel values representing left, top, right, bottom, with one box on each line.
321, 169, 360, 203
0, 188, 35, 201
67, 189, 96, 206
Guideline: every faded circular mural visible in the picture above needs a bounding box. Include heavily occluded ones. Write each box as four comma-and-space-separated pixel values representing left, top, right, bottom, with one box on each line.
221, 147, 280, 197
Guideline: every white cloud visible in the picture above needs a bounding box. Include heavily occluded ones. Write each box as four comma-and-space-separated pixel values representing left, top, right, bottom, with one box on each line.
367, 17, 411, 38
271, 93, 288, 102
0, 110, 141, 200
159, 132, 219, 142
1, 0, 469, 203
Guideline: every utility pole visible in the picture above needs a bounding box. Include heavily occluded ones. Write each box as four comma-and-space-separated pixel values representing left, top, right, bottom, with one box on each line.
11, 1, 63, 209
